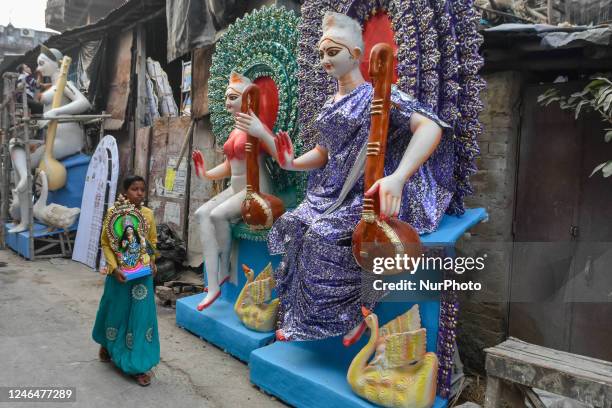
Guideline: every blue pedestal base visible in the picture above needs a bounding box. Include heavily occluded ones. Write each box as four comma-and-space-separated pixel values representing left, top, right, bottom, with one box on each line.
176, 294, 275, 362
250, 299, 446, 408
4, 222, 75, 259
176, 236, 280, 362
177, 209, 488, 406
248, 208, 488, 408
3, 153, 91, 259
250, 340, 447, 408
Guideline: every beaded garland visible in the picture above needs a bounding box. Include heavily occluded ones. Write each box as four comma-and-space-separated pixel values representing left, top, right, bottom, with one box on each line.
298, 0, 485, 399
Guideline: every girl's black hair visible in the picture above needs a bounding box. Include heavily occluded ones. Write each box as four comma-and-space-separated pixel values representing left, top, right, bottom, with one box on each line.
122, 175, 145, 191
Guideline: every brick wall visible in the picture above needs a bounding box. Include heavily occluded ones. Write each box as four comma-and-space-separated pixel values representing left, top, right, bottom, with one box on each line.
456, 71, 523, 373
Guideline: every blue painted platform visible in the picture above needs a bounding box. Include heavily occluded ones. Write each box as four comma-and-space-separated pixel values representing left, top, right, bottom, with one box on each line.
251, 341, 447, 408
177, 295, 277, 362
4, 154, 90, 259
4, 221, 75, 259
249, 208, 488, 408
46, 153, 91, 211
420, 207, 488, 245
176, 235, 281, 362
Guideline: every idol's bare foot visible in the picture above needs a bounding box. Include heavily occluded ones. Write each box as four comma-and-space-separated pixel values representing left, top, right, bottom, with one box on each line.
197, 288, 221, 311
275, 329, 288, 341
8, 221, 28, 233
203, 275, 229, 293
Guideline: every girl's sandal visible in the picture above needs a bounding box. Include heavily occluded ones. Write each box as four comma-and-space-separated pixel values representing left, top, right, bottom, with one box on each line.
99, 347, 111, 363
135, 373, 151, 387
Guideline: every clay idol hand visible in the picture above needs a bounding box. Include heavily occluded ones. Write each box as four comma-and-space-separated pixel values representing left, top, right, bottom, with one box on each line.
43, 108, 61, 119
274, 131, 295, 170
365, 173, 405, 218
235, 110, 268, 139
191, 149, 208, 180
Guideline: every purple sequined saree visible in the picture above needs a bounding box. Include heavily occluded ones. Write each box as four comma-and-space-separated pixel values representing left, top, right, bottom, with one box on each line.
268, 82, 452, 340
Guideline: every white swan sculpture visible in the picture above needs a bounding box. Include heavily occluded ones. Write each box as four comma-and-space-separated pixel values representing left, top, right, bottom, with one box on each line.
33, 171, 80, 230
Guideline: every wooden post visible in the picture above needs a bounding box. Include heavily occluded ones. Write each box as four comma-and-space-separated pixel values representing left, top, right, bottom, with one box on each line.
135, 24, 147, 129
0, 74, 15, 248
132, 23, 147, 173
547, 0, 554, 23
20, 81, 34, 259
484, 376, 502, 408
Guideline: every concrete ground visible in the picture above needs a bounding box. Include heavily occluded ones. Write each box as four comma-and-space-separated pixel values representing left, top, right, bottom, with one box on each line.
0, 249, 285, 408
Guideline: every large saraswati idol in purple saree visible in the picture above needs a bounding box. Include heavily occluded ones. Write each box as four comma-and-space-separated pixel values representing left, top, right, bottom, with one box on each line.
269, 0, 485, 400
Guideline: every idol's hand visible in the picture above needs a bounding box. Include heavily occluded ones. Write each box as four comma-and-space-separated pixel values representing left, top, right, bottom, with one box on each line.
43, 108, 60, 119
274, 131, 295, 170
192, 149, 208, 180
235, 110, 267, 139
365, 174, 405, 218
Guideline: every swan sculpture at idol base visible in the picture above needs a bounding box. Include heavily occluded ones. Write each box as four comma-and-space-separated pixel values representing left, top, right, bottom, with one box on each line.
32, 170, 80, 230
347, 305, 438, 408
234, 263, 279, 332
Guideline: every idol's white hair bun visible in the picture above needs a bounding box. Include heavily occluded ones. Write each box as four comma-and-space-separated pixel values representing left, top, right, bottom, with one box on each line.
321, 11, 364, 53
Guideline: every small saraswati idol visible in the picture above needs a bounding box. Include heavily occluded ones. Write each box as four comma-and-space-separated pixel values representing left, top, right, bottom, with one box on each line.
104, 194, 153, 281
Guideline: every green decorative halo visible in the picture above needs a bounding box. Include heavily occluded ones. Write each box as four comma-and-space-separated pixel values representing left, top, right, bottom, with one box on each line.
209, 6, 300, 147
112, 214, 140, 238
208, 6, 303, 195
104, 195, 149, 253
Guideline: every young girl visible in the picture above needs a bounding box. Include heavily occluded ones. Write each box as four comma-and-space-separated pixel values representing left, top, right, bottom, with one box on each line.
92, 175, 159, 386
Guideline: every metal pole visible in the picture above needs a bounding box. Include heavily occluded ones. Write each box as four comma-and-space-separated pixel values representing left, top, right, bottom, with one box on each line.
21, 79, 34, 260
0, 76, 10, 248
1, 73, 18, 249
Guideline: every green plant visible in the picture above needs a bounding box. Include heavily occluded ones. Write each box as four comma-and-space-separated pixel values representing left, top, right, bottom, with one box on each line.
538, 77, 612, 178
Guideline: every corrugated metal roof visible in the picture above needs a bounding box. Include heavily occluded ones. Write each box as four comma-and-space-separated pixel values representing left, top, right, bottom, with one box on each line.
482, 23, 612, 72
484, 23, 612, 49
0, 0, 164, 74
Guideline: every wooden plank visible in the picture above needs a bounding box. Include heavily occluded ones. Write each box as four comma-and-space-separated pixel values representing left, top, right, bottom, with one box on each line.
486, 337, 612, 380
134, 126, 151, 183
147, 117, 191, 239
547, 0, 553, 23
191, 47, 214, 119
486, 354, 611, 407
135, 24, 147, 129
484, 376, 502, 408
485, 341, 612, 407
104, 31, 134, 130
484, 377, 528, 408
519, 385, 547, 408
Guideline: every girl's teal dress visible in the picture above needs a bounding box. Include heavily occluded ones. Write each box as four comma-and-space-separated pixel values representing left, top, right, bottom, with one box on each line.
92, 206, 160, 375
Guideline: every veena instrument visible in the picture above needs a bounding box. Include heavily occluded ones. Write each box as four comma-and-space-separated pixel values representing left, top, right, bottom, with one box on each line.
240, 84, 285, 229
352, 43, 422, 276
38, 56, 71, 191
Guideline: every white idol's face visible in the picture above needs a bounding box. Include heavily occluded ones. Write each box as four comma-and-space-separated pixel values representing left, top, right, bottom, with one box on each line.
318, 39, 357, 79
225, 88, 243, 114
36, 54, 57, 77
